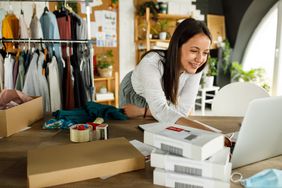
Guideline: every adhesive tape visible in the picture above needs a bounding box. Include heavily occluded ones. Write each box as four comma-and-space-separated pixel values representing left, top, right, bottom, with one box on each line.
70, 124, 93, 142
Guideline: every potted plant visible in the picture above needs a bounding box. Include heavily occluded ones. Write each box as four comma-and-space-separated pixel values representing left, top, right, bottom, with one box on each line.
97, 50, 114, 78
202, 57, 218, 88
230, 61, 270, 91
156, 19, 169, 40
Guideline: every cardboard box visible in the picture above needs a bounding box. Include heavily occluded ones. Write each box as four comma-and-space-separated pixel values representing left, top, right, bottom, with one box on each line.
0, 96, 43, 137
144, 123, 224, 160
151, 147, 232, 182
153, 168, 230, 188
27, 137, 145, 188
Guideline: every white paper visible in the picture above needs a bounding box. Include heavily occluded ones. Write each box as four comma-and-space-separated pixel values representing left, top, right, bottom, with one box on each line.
94, 10, 117, 47
130, 139, 155, 157
90, 22, 98, 38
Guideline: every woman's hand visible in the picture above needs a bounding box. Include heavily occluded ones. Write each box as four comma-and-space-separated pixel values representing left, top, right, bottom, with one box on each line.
122, 104, 144, 118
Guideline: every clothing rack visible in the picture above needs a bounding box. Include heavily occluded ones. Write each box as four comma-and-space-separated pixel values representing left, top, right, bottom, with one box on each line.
0, 0, 92, 2
0, 38, 96, 44
0, 0, 95, 101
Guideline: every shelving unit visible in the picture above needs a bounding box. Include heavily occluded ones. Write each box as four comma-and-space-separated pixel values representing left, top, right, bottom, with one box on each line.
194, 86, 220, 115
94, 72, 119, 107
134, 7, 191, 63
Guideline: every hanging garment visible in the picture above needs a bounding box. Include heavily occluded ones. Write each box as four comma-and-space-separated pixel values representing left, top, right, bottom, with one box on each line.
40, 11, 62, 61
2, 13, 19, 52
30, 15, 43, 39
80, 51, 92, 101
22, 52, 40, 96
40, 11, 64, 88
37, 52, 50, 112
4, 54, 15, 89
19, 13, 30, 39
55, 13, 76, 109
62, 50, 75, 110
0, 54, 4, 92
47, 56, 62, 112
0, 8, 6, 49
12, 52, 20, 87
15, 51, 26, 91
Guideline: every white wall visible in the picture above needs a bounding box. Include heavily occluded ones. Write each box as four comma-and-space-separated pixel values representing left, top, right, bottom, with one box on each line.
119, 0, 136, 81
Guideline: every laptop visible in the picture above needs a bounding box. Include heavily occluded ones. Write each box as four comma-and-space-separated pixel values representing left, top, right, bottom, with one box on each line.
231, 96, 282, 169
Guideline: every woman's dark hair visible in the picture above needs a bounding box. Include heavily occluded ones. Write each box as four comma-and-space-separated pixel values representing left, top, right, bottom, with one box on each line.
142, 18, 212, 105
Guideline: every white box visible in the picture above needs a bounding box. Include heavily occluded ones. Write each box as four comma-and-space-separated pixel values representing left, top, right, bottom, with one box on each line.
151, 147, 232, 182
153, 168, 230, 188
96, 92, 114, 101
144, 123, 224, 160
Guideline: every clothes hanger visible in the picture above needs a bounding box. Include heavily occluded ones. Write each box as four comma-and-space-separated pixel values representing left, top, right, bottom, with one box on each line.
64, 0, 73, 13
8, 0, 14, 15
43, 1, 49, 14
20, 1, 24, 15
32, 0, 36, 18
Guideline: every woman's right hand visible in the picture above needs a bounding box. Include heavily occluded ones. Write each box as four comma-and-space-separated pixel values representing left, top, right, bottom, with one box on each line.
122, 104, 144, 118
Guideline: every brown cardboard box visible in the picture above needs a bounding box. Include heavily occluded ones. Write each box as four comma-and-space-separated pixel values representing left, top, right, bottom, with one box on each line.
27, 137, 145, 188
0, 96, 43, 137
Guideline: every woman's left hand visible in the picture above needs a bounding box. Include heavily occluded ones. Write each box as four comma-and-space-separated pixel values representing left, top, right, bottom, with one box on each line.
122, 104, 144, 118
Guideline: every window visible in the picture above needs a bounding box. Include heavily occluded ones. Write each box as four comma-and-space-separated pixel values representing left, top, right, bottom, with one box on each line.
242, 1, 282, 95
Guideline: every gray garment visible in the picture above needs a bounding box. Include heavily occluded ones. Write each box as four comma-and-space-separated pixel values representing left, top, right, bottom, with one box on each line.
119, 71, 147, 108
30, 15, 43, 39
4, 55, 15, 89
22, 53, 40, 96
77, 18, 87, 40
37, 52, 50, 112
15, 53, 25, 91
47, 56, 62, 112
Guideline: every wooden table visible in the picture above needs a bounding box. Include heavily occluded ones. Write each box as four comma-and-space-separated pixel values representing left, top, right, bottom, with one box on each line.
0, 115, 281, 188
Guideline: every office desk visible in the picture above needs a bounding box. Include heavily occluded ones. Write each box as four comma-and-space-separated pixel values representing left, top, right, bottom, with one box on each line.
0, 115, 281, 188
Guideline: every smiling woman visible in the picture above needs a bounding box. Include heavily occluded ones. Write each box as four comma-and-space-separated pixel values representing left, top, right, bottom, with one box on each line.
119, 18, 214, 131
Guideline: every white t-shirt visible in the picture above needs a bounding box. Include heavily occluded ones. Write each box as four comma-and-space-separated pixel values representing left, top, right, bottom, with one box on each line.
131, 52, 202, 123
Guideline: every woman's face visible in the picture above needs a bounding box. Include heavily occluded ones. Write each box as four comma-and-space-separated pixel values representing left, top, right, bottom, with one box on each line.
180, 33, 211, 74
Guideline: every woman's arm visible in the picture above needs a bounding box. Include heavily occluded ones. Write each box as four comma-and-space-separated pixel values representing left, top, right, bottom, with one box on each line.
122, 104, 152, 118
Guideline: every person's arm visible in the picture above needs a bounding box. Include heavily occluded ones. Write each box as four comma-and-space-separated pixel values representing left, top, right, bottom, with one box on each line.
175, 117, 214, 131
172, 72, 202, 117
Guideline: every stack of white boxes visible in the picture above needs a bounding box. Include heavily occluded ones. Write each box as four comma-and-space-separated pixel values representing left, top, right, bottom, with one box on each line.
142, 122, 232, 188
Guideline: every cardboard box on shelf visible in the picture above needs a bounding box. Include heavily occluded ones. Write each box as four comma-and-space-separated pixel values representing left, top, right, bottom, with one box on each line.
153, 168, 230, 188
144, 123, 224, 160
27, 137, 145, 188
0, 96, 43, 137
151, 147, 232, 182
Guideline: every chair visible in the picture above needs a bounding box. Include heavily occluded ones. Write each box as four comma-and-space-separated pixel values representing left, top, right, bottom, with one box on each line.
211, 82, 270, 116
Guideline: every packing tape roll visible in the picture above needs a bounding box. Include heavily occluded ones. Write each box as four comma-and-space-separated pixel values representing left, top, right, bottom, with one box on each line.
70, 124, 93, 142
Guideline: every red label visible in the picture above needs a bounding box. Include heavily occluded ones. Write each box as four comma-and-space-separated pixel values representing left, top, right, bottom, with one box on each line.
166, 126, 184, 132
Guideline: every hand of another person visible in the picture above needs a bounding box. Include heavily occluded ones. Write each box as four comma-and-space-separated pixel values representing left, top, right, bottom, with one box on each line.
122, 104, 144, 118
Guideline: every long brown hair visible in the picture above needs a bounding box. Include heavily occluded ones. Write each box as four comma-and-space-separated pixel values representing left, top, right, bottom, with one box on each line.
141, 18, 212, 104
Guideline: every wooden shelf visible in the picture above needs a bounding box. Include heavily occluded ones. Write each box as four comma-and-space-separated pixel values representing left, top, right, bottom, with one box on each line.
96, 99, 115, 103
134, 8, 190, 63
136, 14, 191, 20
157, 14, 191, 20
94, 72, 119, 107
94, 76, 115, 81
135, 39, 170, 43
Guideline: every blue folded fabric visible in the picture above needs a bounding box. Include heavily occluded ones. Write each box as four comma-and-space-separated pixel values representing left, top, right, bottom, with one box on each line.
51, 102, 127, 127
